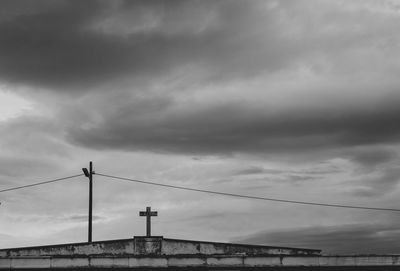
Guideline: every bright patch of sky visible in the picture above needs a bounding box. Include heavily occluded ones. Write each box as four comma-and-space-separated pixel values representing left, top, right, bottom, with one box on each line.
0, 89, 33, 121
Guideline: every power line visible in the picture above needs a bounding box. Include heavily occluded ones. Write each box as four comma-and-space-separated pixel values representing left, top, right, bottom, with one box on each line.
96, 172, 400, 212
0, 174, 83, 193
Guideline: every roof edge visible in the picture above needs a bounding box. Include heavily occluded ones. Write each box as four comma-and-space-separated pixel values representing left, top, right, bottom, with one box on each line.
0, 236, 321, 254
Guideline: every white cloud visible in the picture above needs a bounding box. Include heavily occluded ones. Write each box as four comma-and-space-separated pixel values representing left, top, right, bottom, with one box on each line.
0, 89, 33, 121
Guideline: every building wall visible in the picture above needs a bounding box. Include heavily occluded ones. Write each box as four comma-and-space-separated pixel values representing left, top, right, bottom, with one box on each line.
0, 237, 320, 257
1, 255, 400, 270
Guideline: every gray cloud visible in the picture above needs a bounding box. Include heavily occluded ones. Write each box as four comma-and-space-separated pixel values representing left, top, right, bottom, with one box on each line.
0, 0, 300, 91
234, 165, 341, 176
0, 156, 59, 178
66, 214, 103, 222
0, 116, 69, 157
2, 0, 400, 158
345, 147, 398, 170
235, 223, 400, 254
0, 0, 132, 90
2, 0, 394, 92
68, 99, 400, 155
2, 0, 400, 251
350, 166, 400, 197
234, 166, 268, 175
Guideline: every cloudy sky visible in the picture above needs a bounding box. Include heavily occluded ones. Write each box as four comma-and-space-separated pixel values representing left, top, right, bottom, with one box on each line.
1, 0, 400, 255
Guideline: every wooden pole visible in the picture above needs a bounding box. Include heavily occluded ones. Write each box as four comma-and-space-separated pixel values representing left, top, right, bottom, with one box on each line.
82, 162, 93, 243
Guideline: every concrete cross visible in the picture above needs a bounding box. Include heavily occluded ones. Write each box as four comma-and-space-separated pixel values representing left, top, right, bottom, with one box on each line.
139, 207, 158, 237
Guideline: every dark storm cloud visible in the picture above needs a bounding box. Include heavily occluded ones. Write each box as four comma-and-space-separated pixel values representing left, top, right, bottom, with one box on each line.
2, 0, 400, 157
0, 0, 133, 90
1, 0, 378, 92
68, 99, 400, 155
0, 0, 300, 91
236, 223, 400, 254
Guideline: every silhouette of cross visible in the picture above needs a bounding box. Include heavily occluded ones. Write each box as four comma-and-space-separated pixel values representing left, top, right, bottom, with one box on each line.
139, 207, 158, 236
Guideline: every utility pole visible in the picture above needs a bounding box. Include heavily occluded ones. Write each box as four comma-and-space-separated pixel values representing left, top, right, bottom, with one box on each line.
82, 161, 94, 243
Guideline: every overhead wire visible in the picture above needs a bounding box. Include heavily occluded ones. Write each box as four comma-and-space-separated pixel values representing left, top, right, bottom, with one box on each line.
0, 174, 83, 193
96, 172, 400, 212
1, 171, 399, 213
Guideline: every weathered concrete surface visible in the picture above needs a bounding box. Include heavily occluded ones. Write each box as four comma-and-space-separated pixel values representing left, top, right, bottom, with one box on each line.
161, 238, 318, 256
1, 255, 400, 269
3, 237, 399, 269
0, 236, 320, 257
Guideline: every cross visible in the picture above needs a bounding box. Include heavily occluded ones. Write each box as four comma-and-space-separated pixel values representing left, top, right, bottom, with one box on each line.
139, 206, 158, 237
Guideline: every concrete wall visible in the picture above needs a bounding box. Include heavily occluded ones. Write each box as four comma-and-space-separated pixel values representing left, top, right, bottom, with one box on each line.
162, 238, 319, 256
0, 237, 320, 257
0, 240, 135, 257
1, 237, 397, 269
1, 255, 400, 269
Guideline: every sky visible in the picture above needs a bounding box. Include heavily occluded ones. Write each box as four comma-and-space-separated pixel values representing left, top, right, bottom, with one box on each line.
1, 0, 400, 255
